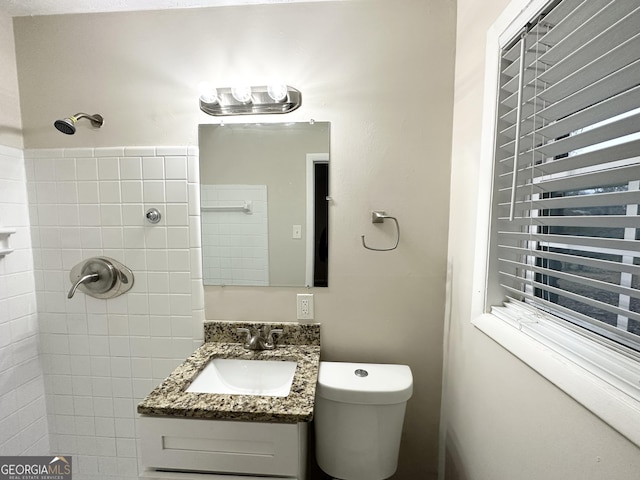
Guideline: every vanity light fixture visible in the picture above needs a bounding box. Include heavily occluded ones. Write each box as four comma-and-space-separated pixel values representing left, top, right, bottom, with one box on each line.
198, 82, 219, 104
267, 84, 288, 102
199, 84, 302, 116
231, 85, 252, 103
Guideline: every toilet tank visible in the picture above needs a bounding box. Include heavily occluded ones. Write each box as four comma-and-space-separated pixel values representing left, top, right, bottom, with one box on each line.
314, 362, 413, 480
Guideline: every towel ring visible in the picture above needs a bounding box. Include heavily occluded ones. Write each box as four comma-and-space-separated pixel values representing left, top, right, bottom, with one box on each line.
361, 211, 400, 251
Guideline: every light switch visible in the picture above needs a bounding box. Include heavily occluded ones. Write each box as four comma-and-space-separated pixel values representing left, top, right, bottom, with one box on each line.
293, 225, 302, 239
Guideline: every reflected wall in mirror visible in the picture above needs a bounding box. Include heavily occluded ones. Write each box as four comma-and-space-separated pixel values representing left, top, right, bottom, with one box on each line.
198, 122, 330, 287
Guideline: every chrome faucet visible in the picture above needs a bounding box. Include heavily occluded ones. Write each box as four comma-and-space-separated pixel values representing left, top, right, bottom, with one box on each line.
237, 327, 283, 350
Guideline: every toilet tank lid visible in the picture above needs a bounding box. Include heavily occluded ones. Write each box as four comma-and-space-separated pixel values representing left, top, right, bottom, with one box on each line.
316, 361, 413, 405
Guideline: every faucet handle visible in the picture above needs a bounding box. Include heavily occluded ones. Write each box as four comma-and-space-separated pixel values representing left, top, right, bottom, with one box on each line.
67, 272, 99, 299
68, 256, 134, 299
266, 328, 283, 347
236, 328, 251, 347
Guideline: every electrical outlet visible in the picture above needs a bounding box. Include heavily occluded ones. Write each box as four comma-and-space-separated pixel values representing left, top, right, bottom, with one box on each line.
297, 293, 314, 320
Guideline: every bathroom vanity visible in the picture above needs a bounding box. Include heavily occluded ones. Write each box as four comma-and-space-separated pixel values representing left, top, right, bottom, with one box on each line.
137, 322, 321, 480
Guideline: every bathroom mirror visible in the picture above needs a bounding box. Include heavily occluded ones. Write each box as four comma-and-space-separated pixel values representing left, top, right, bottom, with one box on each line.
198, 122, 330, 287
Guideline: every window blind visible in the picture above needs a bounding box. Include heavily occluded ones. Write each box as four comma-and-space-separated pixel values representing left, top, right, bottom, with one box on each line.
492, 0, 640, 351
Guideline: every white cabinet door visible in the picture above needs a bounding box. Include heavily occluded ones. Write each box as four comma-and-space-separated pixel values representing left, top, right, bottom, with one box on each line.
140, 416, 305, 477
140, 470, 289, 480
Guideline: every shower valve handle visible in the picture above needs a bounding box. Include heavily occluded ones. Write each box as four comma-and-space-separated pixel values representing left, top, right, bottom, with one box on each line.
67, 273, 99, 299
68, 257, 134, 300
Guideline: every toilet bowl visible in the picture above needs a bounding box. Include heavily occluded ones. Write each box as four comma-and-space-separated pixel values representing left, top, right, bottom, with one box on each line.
314, 361, 413, 480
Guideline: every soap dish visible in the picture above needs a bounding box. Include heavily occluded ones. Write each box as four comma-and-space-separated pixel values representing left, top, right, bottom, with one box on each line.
0, 228, 16, 257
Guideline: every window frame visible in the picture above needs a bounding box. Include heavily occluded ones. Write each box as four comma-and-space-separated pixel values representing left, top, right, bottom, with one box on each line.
472, 0, 640, 448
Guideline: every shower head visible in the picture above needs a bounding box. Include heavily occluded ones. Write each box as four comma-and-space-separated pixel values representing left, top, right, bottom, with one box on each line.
54, 113, 104, 135
54, 118, 76, 135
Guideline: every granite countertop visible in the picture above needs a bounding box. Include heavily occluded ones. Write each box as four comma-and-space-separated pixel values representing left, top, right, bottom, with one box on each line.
137, 322, 321, 423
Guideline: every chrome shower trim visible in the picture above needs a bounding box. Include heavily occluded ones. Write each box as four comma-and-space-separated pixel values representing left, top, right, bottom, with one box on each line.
73, 113, 104, 128
54, 112, 104, 135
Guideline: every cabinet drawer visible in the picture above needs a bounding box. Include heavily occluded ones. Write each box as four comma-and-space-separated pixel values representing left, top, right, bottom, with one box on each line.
140, 416, 305, 477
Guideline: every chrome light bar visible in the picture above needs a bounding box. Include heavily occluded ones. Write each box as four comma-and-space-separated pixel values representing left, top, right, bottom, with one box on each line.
199, 85, 302, 116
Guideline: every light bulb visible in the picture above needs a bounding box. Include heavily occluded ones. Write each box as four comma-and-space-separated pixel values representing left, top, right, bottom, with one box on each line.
231, 86, 252, 103
197, 82, 218, 104
267, 84, 288, 102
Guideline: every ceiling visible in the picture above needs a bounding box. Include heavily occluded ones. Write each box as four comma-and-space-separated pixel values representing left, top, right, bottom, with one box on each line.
0, 0, 336, 17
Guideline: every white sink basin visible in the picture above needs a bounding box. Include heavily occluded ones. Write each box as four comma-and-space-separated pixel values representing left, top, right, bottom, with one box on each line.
186, 358, 298, 397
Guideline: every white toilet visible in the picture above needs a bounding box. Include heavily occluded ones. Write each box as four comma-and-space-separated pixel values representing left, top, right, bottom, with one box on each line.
314, 361, 413, 480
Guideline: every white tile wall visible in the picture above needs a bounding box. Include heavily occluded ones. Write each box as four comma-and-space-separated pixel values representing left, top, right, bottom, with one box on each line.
25, 146, 204, 480
200, 184, 269, 286
0, 144, 50, 456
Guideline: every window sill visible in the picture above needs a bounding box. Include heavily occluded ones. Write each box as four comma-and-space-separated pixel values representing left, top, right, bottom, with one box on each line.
472, 311, 640, 448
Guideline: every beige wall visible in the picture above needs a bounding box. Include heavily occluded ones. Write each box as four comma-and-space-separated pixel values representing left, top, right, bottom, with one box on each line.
0, 11, 22, 148
14, 1, 456, 478
443, 0, 640, 479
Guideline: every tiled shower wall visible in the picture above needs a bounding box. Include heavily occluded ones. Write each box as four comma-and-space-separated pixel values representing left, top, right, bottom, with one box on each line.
0, 144, 49, 455
25, 145, 204, 479
200, 184, 269, 286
